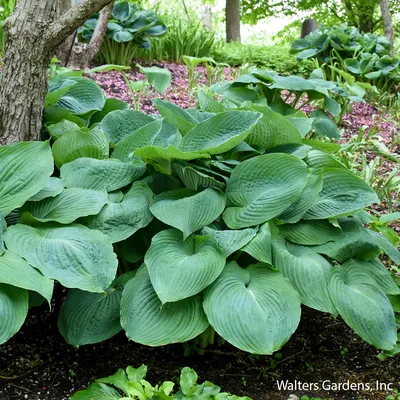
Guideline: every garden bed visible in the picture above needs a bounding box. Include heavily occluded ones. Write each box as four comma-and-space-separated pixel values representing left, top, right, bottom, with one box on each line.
0, 62, 399, 400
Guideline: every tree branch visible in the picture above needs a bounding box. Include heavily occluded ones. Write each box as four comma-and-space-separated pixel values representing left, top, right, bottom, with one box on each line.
45, 0, 113, 49
87, 1, 114, 60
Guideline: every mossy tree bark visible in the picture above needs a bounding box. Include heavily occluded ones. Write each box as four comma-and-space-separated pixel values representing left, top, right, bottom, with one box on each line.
0, 0, 113, 145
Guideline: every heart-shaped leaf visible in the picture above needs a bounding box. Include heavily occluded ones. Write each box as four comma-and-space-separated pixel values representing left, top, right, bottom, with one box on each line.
61, 158, 145, 191
120, 266, 209, 346
21, 188, 108, 224
303, 168, 378, 220
272, 238, 337, 314
223, 154, 309, 229
203, 262, 301, 354
58, 275, 129, 346
328, 263, 397, 350
145, 229, 226, 303
150, 188, 226, 239
179, 111, 261, 155
101, 109, 155, 145
4, 224, 118, 293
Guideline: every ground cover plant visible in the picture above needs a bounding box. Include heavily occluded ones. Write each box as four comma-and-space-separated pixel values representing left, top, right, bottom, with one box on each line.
71, 364, 251, 399
0, 71, 399, 360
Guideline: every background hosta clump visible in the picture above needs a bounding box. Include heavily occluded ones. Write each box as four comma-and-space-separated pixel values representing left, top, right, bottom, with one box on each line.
0, 76, 399, 356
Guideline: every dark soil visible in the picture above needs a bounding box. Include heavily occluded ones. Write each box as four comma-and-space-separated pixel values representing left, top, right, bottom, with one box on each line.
0, 303, 398, 400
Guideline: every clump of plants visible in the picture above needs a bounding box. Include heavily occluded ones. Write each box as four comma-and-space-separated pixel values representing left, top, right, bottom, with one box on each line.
79, 0, 167, 65
207, 66, 369, 137
0, 73, 399, 357
71, 365, 251, 399
291, 24, 400, 104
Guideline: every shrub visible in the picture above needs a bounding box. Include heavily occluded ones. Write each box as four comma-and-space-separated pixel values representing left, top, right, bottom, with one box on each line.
78, 1, 167, 66
71, 365, 251, 399
0, 73, 399, 356
212, 42, 314, 77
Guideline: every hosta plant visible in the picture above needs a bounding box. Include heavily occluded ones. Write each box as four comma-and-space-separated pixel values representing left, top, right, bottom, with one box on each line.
70, 365, 251, 400
207, 66, 370, 139
79, 1, 167, 65
0, 80, 399, 356
290, 24, 400, 103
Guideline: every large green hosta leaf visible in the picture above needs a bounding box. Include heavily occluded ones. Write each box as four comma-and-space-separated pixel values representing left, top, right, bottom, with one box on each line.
28, 178, 65, 202
111, 119, 162, 162
312, 218, 381, 262
21, 188, 108, 224
137, 64, 171, 94
0, 141, 54, 216
203, 262, 301, 354
134, 145, 210, 175
145, 229, 225, 303
120, 266, 209, 346
347, 259, 400, 295
0, 250, 54, 303
149, 188, 226, 239
52, 126, 109, 168
245, 107, 302, 150
223, 154, 309, 229
153, 99, 197, 135
328, 262, 397, 350
89, 98, 130, 126
200, 226, 257, 257
4, 224, 118, 293
86, 182, 153, 243
61, 158, 145, 191
58, 274, 131, 347
303, 168, 378, 220
101, 110, 155, 145
0, 284, 28, 345
272, 238, 337, 314
278, 220, 343, 245
179, 111, 261, 155
55, 77, 105, 115
277, 171, 323, 223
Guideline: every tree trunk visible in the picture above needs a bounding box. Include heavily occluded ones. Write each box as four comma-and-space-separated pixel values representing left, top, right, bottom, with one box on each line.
226, 0, 240, 43
0, 0, 56, 145
0, 0, 113, 145
379, 0, 394, 57
301, 19, 318, 38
